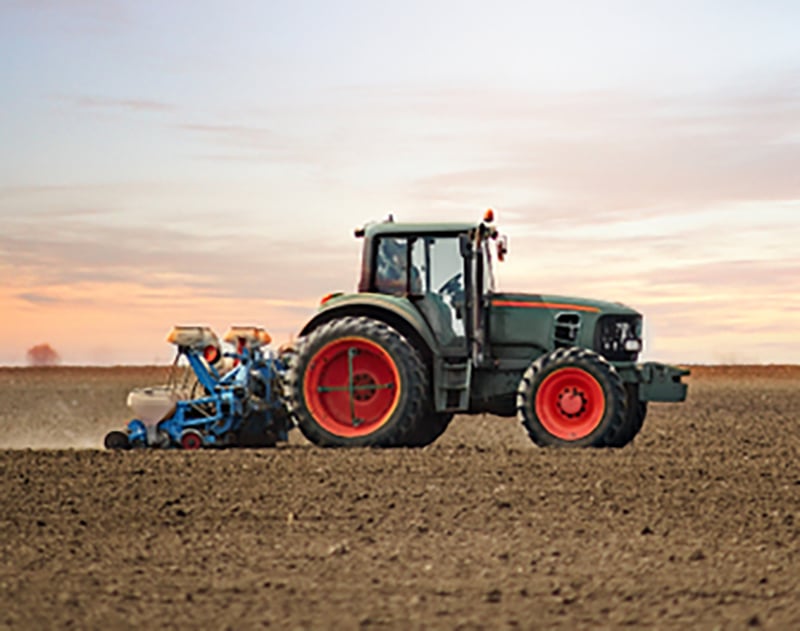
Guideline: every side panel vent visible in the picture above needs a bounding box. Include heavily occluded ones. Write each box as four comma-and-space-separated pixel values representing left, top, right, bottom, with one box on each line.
554, 312, 581, 348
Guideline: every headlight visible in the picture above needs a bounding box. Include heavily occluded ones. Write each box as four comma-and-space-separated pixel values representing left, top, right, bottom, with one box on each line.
624, 339, 642, 352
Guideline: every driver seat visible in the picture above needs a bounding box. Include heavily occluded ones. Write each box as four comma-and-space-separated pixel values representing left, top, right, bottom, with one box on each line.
415, 293, 465, 355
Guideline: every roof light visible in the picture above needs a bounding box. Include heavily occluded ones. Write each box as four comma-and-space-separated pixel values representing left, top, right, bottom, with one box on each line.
483, 208, 494, 222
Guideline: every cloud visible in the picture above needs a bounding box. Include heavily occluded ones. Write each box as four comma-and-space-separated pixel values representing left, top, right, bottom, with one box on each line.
362, 78, 800, 213
70, 96, 175, 113
0, 185, 101, 201
3, 0, 130, 33
643, 258, 800, 292
177, 122, 322, 165
16, 292, 60, 304
0, 214, 359, 305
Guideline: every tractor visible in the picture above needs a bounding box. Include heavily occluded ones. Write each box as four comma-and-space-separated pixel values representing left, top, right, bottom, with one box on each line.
283, 210, 688, 448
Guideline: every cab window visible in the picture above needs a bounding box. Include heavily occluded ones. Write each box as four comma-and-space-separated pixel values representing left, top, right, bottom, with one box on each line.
373, 237, 408, 295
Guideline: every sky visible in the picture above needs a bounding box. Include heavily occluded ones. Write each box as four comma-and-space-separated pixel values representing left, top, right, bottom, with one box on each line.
1, 0, 799, 365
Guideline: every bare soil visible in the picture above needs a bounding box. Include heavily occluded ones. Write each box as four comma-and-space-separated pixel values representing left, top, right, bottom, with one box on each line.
1, 365, 798, 629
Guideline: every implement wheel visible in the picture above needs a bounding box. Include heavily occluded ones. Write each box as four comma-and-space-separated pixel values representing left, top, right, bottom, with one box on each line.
104, 430, 130, 450
517, 347, 626, 447
180, 430, 204, 450
286, 317, 428, 447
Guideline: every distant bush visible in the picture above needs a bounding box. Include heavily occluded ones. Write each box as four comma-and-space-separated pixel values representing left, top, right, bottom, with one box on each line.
26, 343, 61, 366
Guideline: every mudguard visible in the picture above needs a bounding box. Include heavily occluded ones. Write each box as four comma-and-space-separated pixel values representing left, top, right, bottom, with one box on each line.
300, 293, 441, 360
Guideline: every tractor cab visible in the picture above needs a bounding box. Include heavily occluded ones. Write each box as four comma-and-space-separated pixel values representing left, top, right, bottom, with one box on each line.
355, 212, 502, 366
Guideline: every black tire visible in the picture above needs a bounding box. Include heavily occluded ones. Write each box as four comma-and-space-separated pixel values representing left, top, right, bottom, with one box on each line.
517, 347, 626, 447
402, 411, 454, 447
285, 317, 429, 447
604, 384, 648, 447
104, 430, 130, 450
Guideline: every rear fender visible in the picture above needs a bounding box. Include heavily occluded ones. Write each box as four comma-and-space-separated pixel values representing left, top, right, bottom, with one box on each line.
300, 294, 441, 365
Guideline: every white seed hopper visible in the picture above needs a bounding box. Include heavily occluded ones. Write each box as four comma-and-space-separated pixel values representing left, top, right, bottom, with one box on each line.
166, 326, 220, 349
127, 386, 178, 425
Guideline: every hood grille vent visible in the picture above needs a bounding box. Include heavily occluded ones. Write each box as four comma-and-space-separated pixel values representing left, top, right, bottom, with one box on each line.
554, 313, 581, 348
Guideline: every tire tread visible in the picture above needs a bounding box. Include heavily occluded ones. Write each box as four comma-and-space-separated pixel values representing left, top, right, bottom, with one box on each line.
516, 347, 627, 448
285, 317, 429, 447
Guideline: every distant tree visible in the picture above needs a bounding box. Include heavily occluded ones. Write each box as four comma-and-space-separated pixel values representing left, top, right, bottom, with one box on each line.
26, 343, 61, 366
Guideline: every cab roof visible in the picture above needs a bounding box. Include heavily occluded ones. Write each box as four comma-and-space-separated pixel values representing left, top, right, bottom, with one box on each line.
360, 221, 478, 239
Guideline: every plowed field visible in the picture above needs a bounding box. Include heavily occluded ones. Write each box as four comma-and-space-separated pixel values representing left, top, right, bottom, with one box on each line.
1, 366, 798, 629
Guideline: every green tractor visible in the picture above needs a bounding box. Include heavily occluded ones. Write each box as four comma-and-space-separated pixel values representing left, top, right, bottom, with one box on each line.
284, 211, 687, 448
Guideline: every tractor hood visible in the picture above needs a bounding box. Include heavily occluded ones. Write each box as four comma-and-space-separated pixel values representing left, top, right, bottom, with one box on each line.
489, 292, 643, 362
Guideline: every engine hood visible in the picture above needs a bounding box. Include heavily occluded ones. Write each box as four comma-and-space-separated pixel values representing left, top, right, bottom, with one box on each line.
488, 292, 643, 361
490, 292, 640, 317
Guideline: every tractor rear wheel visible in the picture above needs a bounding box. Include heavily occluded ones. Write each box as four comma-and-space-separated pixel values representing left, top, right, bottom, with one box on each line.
604, 385, 648, 447
286, 317, 429, 447
517, 347, 626, 447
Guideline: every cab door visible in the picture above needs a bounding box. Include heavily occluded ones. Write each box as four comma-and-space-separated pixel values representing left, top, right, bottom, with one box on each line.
409, 236, 467, 354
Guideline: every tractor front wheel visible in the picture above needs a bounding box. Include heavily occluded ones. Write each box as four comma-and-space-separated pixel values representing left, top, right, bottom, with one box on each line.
517, 348, 626, 447
604, 384, 648, 447
286, 317, 429, 447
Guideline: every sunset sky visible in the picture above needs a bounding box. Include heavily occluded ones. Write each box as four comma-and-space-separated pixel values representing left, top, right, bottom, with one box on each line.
2, 0, 799, 365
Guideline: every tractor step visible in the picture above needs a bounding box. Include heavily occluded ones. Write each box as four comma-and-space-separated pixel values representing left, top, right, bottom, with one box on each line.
435, 359, 471, 412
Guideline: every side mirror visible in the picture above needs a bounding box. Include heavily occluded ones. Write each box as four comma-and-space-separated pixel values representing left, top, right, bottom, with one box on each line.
497, 235, 508, 261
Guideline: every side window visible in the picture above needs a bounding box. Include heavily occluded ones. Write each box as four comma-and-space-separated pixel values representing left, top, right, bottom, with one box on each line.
374, 238, 408, 295
428, 238, 463, 297
411, 237, 465, 337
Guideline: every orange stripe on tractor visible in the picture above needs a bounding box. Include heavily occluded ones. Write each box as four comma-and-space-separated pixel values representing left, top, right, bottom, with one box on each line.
492, 300, 600, 313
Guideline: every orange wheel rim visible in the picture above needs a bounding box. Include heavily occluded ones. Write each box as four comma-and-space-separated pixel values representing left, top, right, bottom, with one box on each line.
303, 337, 401, 437
535, 367, 606, 440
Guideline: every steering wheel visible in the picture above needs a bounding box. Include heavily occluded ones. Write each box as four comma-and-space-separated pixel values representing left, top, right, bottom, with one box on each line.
438, 272, 463, 296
